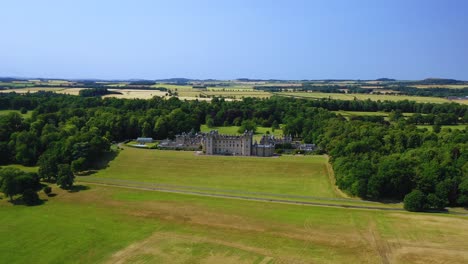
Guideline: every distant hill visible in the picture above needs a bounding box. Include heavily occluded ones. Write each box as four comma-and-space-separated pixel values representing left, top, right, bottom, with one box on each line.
375, 78, 396, 82
418, 78, 466, 85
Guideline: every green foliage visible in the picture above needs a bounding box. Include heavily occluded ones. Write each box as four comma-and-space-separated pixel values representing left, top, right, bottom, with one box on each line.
57, 164, 74, 189
0, 168, 39, 202
38, 152, 58, 182
404, 190, 426, 212
0, 92, 467, 211
43, 186, 52, 196
238, 120, 257, 133
71, 157, 87, 173
205, 115, 215, 128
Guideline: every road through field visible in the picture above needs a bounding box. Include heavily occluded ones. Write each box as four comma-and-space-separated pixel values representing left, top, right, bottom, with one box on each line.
78, 177, 404, 211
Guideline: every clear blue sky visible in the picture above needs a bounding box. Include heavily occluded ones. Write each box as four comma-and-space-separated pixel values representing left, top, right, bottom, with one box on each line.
1, 0, 467, 80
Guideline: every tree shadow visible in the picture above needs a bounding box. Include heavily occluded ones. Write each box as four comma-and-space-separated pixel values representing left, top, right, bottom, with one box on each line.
47, 193, 57, 197
91, 151, 118, 170
67, 185, 90, 193
10, 198, 46, 206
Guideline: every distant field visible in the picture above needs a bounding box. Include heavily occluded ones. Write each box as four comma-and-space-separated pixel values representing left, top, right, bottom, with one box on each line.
0, 87, 66, 93
412, 84, 468, 89
55, 88, 87, 96
332, 110, 416, 117
277, 92, 455, 103
103, 89, 167, 99
88, 147, 337, 198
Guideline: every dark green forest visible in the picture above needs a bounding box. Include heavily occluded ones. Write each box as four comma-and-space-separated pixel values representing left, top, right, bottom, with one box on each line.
0, 92, 467, 211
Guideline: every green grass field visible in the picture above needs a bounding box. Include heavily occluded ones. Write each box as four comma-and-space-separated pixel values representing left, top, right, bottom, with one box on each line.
0, 164, 38, 173
0, 110, 33, 118
1, 182, 467, 263
87, 147, 337, 199
200, 124, 283, 141
277, 92, 456, 103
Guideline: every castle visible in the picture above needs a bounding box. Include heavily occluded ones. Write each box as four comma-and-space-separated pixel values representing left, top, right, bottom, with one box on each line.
202, 130, 280, 157
159, 130, 299, 157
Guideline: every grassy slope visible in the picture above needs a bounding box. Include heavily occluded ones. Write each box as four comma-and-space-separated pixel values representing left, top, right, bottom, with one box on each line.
0, 164, 38, 173
89, 147, 337, 198
1, 184, 467, 263
200, 124, 283, 141
0, 110, 32, 119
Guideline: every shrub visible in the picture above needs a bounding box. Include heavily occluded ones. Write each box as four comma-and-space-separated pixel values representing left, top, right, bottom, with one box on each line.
404, 190, 426, 212
43, 186, 52, 196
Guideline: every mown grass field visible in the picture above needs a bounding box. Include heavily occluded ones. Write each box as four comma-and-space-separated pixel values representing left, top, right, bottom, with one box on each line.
88, 147, 337, 199
1, 182, 467, 263
277, 92, 456, 104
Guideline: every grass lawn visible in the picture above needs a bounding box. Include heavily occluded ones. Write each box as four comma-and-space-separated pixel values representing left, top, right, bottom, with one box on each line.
1, 184, 467, 263
86, 147, 337, 198
417, 124, 467, 131
277, 92, 455, 104
200, 124, 283, 141
0, 109, 32, 119
0, 164, 38, 173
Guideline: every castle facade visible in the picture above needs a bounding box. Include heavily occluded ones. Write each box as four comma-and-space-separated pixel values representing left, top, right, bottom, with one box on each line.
202, 130, 276, 157
203, 130, 253, 156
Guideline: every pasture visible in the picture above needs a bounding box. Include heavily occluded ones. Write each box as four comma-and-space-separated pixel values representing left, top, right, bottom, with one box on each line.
277, 92, 456, 104
86, 147, 338, 199
1, 181, 467, 263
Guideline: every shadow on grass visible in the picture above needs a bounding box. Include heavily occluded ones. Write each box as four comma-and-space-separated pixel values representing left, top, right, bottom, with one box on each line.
67, 185, 90, 193
9, 198, 46, 206
91, 151, 119, 170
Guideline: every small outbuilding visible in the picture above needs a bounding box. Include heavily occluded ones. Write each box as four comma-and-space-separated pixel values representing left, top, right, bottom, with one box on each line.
136, 137, 154, 144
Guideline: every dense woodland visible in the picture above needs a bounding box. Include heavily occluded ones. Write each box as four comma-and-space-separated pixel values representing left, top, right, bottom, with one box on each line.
0, 92, 467, 211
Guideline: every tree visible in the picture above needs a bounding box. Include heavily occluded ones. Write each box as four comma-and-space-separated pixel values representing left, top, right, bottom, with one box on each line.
38, 152, 59, 182
404, 190, 426, 212
71, 157, 87, 173
57, 164, 74, 189
0, 168, 38, 202
238, 120, 257, 133
43, 186, 52, 196
206, 115, 215, 128
142, 122, 152, 137
0, 173, 18, 201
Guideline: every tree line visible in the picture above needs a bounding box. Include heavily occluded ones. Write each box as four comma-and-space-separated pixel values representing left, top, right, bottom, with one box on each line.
0, 92, 467, 210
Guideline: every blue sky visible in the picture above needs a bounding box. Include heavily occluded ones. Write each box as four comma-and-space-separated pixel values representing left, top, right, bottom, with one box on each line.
1, 0, 467, 80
